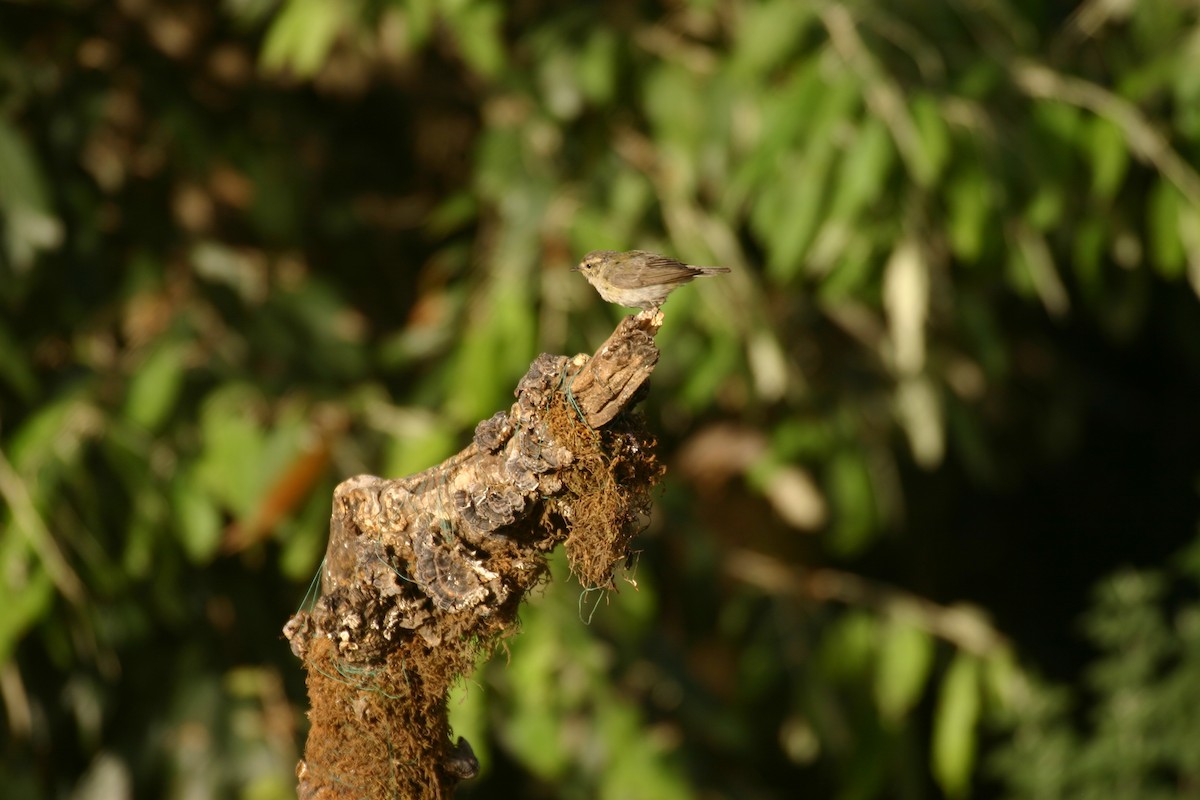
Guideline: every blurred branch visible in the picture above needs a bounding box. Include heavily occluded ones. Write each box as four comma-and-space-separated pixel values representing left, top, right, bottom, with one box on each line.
726, 548, 1007, 656
1012, 60, 1200, 207
0, 660, 31, 739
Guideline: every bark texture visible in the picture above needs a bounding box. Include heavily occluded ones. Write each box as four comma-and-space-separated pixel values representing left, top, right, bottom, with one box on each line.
284, 313, 665, 799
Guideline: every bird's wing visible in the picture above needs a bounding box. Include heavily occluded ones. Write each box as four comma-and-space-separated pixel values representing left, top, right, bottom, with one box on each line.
606, 252, 699, 288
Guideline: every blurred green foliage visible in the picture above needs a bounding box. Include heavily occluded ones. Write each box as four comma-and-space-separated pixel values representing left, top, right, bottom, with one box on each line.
1, 1, 1199, 798
990, 541, 1200, 799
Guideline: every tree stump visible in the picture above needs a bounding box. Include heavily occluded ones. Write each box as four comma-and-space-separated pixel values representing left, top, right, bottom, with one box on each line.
284, 312, 666, 799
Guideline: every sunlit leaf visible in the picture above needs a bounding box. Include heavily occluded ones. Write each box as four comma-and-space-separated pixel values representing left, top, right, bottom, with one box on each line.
402, 0, 437, 50
760, 154, 832, 280
577, 30, 619, 105
980, 645, 1021, 715
829, 116, 895, 223
875, 620, 935, 723
124, 340, 187, 432
1147, 178, 1186, 278
932, 651, 981, 798
172, 472, 223, 563
194, 385, 268, 517
448, 0, 506, 78
731, 0, 815, 78
260, 0, 346, 76
645, 64, 706, 150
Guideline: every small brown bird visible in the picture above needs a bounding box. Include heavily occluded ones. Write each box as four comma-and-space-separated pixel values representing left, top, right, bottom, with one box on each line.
573, 249, 731, 310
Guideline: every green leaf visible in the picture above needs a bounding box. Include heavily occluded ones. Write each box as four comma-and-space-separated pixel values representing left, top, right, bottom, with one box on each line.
828, 116, 895, 223
260, 0, 346, 77
7, 388, 95, 484
1072, 216, 1107, 293
1147, 178, 1186, 278
1088, 116, 1130, 201
769, 418, 836, 461
731, 0, 814, 79
932, 651, 981, 798
194, 385, 268, 517
910, 92, 951, 187
817, 235, 877, 301
679, 335, 738, 410
401, 0, 437, 50
448, 251, 537, 423
876, 620, 936, 723
382, 419, 456, 479
124, 341, 187, 432
278, 487, 332, 581
599, 702, 691, 800
761, 153, 833, 280
502, 602, 572, 779
980, 645, 1021, 715
172, 473, 223, 563
577, 30, 618, 105
740, 68, 858, 259
827, 449, 875, 556
946, 166, 992, 263
448, 0, 505, 78
645, 64, 706, 149
818, 611, 878, 682
608, 170, 654, 240
733, 60, 823, 191
1025, 184, 1065, 231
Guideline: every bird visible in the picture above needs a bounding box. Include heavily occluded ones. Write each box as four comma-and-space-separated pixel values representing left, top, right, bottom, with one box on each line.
572, 249, 731, 310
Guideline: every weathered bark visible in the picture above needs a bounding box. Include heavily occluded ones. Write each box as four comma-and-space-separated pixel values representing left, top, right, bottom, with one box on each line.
284, 312, 665, 799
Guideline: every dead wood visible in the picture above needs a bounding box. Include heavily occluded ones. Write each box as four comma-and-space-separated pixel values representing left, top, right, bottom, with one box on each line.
284, 312, 666, 799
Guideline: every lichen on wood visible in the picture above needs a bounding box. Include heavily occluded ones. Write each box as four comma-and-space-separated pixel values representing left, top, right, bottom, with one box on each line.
284, 312, 666, 799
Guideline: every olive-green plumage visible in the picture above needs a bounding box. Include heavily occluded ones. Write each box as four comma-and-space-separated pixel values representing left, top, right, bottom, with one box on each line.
572, 250, 731, 310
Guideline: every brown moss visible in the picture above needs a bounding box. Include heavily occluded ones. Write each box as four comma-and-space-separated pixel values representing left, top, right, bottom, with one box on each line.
544, 392, 665, 588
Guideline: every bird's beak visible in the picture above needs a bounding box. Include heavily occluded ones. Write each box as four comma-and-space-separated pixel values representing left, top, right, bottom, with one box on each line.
570, 265, 581, 272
